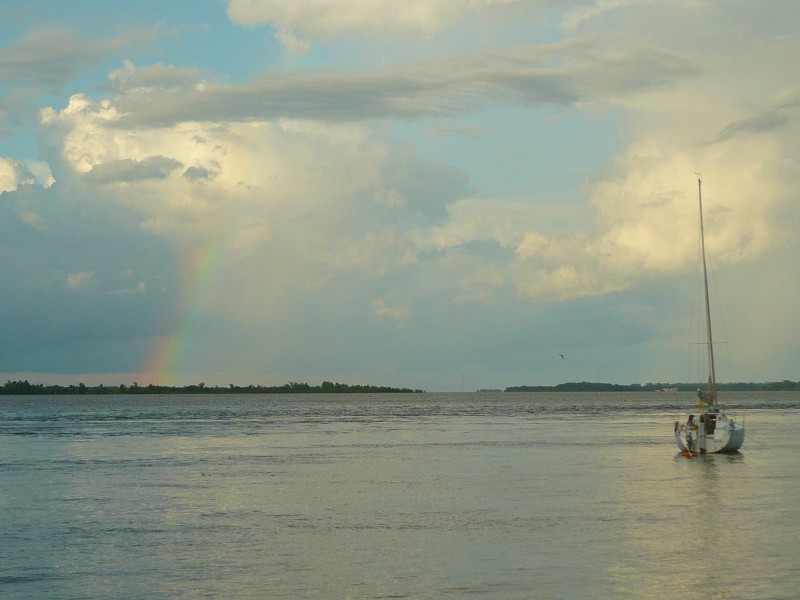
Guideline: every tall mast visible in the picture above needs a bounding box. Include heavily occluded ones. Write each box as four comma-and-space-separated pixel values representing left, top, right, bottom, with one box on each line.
698, 177, 717, 405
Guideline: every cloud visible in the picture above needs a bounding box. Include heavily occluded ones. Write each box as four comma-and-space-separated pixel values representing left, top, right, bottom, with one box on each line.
183, 165, 215, 181
505, 128, 794, 304
0, 27, 114, 88
1, 24, 162, 83
0, 178, 179, 374
372, 299, 409, 320
109, 282, 146, 295
107, 60, 207, 93
506, 0, 800, 305
227, 0, 521, 41
6, 1, 800, 387
562, 0, 649, 30
0, 92, 37, 138
712, 111, 793, 143
37, 84, 463, 264
0, 157, 36, 193
110, 41, 693, 127
88, 156, 184, 183
273, 28, 310, 55
35, 30, 793, 316
0, 25, 162, 139
19, 211, 47, 231
66, 271, 95, 289
427, 123, 486, 139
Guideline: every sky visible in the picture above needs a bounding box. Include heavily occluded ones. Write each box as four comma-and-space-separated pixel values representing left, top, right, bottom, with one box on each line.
1, 0, 799, 391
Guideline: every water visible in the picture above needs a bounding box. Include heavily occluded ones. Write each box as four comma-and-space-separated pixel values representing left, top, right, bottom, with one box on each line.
1, 392, 799, 599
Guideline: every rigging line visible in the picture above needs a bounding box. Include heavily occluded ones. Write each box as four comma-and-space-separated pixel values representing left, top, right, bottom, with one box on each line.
706, 261, 731, 385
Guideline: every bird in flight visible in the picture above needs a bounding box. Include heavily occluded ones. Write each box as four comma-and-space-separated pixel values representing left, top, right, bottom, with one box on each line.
559, 353, 565, 360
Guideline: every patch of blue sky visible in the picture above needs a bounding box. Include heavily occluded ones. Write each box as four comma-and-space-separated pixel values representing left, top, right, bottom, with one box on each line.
392, 104, 624, 204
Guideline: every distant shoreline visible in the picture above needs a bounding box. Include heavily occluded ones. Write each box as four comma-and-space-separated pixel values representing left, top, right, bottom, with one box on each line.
1, 380, 424, 395
3, 379, 799, 395
505, 381, 800, 392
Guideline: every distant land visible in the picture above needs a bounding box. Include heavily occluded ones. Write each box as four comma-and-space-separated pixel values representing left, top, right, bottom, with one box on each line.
0, 380, 424, 395
3, 379, 800, 395
504, 381, 800, 392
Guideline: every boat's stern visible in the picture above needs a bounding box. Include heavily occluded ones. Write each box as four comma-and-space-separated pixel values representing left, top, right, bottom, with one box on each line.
674, 413, 744, 454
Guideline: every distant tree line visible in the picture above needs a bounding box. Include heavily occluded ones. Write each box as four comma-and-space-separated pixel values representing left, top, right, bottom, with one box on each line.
505, 380, 800, 392
4, 379, 798, 396
1, 380, 425, 395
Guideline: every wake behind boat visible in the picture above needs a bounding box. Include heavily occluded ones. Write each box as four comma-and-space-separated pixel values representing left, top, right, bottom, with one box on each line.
674, 178, 745, 456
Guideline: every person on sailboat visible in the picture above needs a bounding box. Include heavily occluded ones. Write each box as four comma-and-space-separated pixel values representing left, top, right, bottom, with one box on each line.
697, 415, 707, 454
686, 415, 698, 452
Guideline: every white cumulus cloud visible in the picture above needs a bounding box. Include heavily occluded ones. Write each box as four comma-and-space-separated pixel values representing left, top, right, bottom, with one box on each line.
0, 158, 36, 193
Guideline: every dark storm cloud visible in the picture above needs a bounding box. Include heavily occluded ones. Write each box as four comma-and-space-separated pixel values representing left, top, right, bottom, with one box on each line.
0, 26, 158, 89
87, 156, 184, 183
113, 39, 696, 127
712, 111, 793, 143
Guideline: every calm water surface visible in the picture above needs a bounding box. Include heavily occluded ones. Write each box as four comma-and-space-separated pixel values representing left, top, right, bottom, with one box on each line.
1, 392, 799, 599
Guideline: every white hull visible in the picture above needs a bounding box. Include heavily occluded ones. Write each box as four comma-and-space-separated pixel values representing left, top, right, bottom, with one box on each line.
675, 415, 744, 454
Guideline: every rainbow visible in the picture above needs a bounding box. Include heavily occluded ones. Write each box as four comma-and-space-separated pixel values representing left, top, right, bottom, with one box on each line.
137, 243, 223, 386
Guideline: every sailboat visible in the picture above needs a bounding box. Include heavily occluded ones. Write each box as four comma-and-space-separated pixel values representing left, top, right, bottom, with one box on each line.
674, 177, 745, 455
